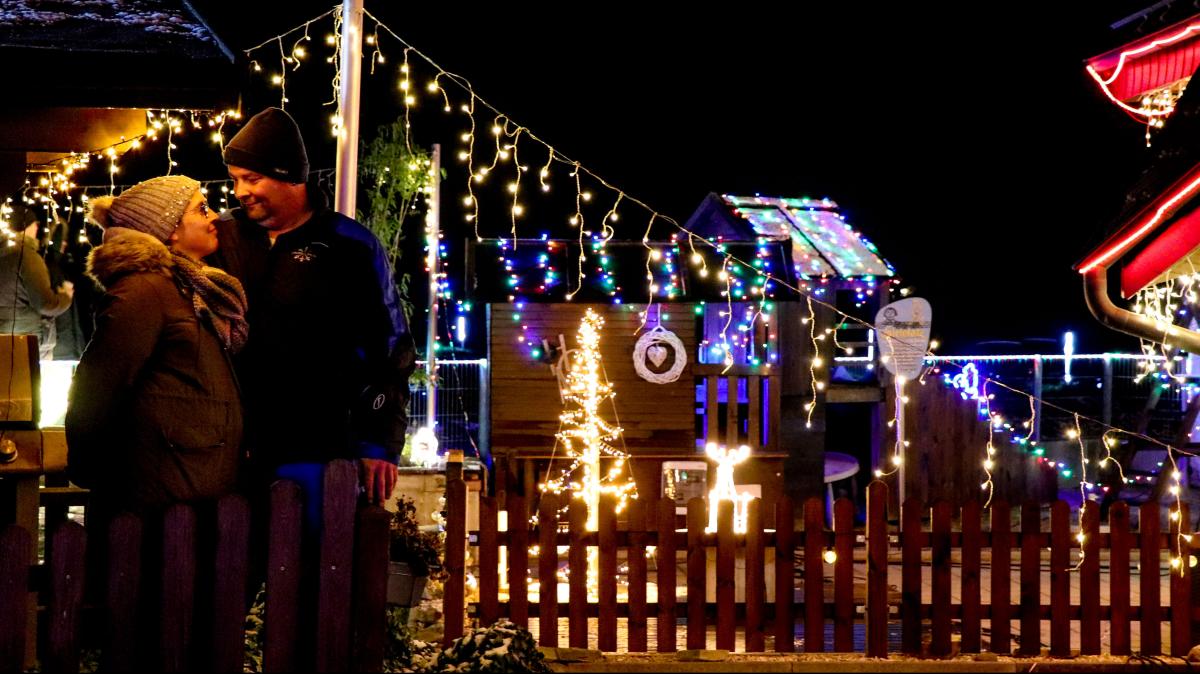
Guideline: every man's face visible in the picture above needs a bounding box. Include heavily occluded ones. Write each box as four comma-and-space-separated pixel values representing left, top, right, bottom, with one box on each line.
227, 165, 299, 229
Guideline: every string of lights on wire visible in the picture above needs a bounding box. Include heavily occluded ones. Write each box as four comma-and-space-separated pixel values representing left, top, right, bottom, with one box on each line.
241, 5, 1196, 571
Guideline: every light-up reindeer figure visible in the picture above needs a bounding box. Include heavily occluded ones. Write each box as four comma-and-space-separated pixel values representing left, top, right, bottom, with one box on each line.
706, 441, 753, 533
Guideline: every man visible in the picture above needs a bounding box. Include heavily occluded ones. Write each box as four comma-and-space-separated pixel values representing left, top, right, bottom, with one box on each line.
211, 107, 415, 523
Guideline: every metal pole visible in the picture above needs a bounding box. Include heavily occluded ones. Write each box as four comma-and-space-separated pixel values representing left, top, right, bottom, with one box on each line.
1103, 356, 1113, 426
334, 0, 363, 218
425, 145, 442, 430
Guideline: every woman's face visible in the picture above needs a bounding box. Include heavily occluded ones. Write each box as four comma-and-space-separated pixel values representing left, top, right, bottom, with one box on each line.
171, 190, 219, 259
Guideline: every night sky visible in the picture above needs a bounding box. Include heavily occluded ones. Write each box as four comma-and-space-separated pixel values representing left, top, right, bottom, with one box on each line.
191, 2, 1170, 354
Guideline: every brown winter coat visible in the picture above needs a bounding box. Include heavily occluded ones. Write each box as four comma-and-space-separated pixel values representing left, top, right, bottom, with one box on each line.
65, 230, 242, 513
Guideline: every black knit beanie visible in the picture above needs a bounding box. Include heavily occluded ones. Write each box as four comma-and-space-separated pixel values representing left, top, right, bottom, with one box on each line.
223, 107, 309, 184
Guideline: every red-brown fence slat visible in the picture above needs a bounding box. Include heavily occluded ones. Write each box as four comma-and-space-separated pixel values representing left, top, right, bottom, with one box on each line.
103, 514, 141, 673
627, 498, 648, 653
726, 376, 740, 448
160, 504, 196, 673
1171, 502, 1191, 657
478, 496, 499, 627
865, 481, 889, 658
506, 494, 529, 631
1049, 500, 1070, 658
990, 500, 1012, 655
745, 498, 765, 652
1109, 502, 1131, 656
45, 521, 85, 674
599, 494, 618, 652
833, 498, 854, 652
960, 499, 982, 653
214, 495, 252, 673
657, 498, 678, 653
351, 504, 389, 673
1140, 498, 1162, 655
706, 375, 719, 443
716, 500, 736, 651
931, 500, 953, 657
1080, 502, 1101, 655
686, 498, 707, 650
803, 497, 824, 652
773, 496, 795, 653
1019, 501, 1041, 657
266, 479, 303, 673
443, 477, 468, 647
0, 525, 31, 673
900, 498, 922, 655
568, 499, 587, 649
317, 460, 358, 670
538, 494, 559, 648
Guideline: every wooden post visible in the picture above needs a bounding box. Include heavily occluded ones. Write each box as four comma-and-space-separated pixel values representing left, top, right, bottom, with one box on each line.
960, 499, 982, 653
803, 497, 824, 652
900, 498, 922, 655
1019, 501, 1041, 657
686, 498, 706, 650
103, 514, 142, 673
0, 525, 31, 672
832, 498, 854, 652
506, 494, 528, 630
265, 481, 303, 673
627, 499, 649, 653
931, 500, 952, 657
865, 481, 889, 658
990, 501, 1012, 655
444, 457, 468, 646
351, 505, 390, 673
161, 505, 196, 673
1109, 502, 1131, 656
568, 500, 587, 648
773, 496, 795, 653
316, 460, 358, 670
1140, 499, 1162, 655
1050, 501, 1070, 658
45, 521, 85, 674
656, 498, 678, 653
213, 496, 252, 673
1171, 503, 1191, 657
745, 499, 765, 652
598, 495, 618, 652
1079, 505, 1101, 656
537, 494, 558, 648
478, 496, 499, 627
716, 500, 735, 651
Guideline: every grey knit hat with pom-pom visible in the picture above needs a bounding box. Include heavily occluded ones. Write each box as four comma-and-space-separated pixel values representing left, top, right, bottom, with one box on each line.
87, 175, 199, 243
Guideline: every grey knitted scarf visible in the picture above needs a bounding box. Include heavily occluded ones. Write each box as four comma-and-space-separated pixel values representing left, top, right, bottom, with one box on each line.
170, 252, 249, 353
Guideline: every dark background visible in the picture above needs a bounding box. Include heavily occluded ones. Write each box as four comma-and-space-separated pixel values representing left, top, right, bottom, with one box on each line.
163, 1, 1179, 354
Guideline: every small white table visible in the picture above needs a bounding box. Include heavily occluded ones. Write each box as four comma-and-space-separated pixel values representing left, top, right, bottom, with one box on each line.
824, 451, 860, 521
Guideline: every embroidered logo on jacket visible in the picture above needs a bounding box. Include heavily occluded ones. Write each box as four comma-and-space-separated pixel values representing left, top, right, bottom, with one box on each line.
292, 246, 316, 263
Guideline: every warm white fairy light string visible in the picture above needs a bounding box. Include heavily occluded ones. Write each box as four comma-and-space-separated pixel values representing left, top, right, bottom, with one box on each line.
240, 7, 1200, 570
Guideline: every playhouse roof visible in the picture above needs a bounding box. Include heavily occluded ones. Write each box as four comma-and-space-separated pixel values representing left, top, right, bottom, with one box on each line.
682, 193, 895, 280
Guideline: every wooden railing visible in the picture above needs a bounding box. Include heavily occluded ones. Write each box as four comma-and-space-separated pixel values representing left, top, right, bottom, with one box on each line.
0, 460, 390, 673
694, 364, 780, 453
444, 481, 1197, 657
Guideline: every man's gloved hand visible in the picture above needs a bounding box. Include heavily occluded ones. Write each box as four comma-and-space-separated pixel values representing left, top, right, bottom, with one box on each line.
359, 457, 398, 504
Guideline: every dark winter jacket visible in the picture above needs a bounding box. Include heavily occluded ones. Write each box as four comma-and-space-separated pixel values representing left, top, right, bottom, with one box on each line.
208, 207, 415, 470
65, 230, 242, 514
0, 235, 72, 336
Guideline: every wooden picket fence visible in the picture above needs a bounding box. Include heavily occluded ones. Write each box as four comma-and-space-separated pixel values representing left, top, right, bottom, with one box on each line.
442, 480, 1198, 657
0, 460, 391, 673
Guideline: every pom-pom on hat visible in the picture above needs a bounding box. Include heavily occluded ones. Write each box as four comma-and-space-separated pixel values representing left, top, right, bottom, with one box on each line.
86, 175, 199, 243
222, 107, 309, 184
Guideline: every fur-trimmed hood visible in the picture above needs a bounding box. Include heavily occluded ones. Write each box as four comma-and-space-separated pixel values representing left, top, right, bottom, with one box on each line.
87, 227, 174, 290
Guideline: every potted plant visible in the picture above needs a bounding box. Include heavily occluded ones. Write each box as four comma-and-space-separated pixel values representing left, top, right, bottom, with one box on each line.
388, 496, 444, 607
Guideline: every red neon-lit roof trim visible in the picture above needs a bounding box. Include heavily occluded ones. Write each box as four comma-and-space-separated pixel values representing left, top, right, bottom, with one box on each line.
1086, 15, 1200, 115
1077, 163, 1200, 273
1121, 203, 1200, 296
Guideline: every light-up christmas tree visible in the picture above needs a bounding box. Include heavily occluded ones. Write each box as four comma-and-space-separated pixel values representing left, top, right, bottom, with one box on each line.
541, 308, 638, 531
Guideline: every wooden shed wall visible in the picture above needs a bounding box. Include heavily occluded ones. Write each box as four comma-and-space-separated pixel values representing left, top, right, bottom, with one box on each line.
489, 303, 697, 456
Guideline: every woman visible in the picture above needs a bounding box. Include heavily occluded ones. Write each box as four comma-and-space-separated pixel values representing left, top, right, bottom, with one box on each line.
65, 175, 248, 514
0, 198, 73, 358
